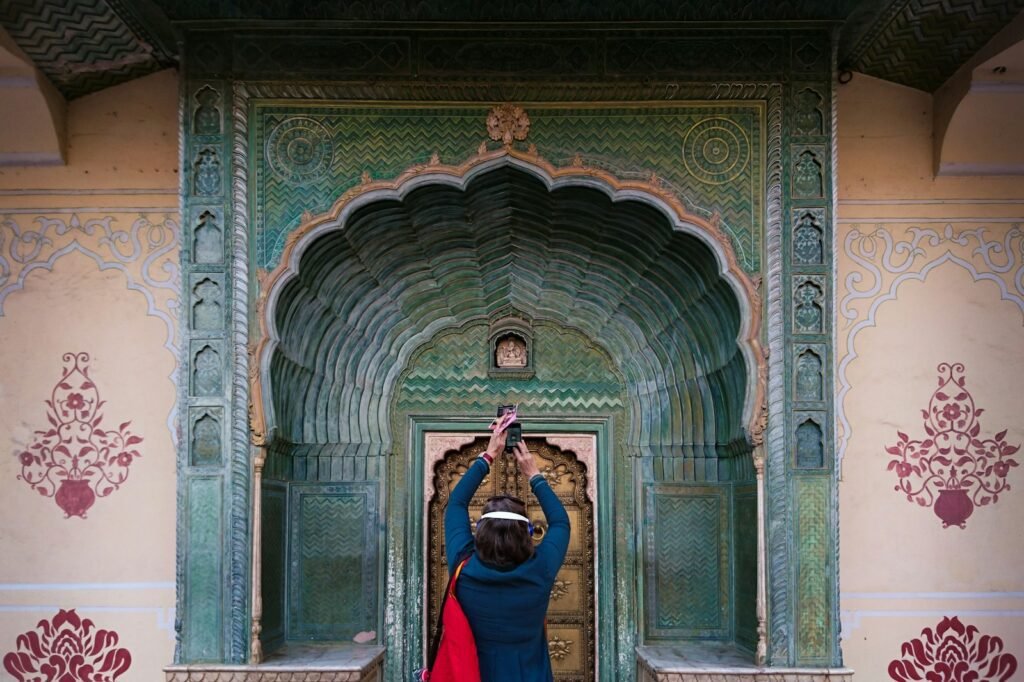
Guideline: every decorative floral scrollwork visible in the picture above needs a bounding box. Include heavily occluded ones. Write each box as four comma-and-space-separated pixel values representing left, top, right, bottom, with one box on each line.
540, 461, 571, 486
486, 104, 530, 147
3, 609, 132, 680
15, 353, 144, 518
548, 634, 573, 662
888, 616, 1017, 681
550, 577, 572, 602
887, 363, 1019, 528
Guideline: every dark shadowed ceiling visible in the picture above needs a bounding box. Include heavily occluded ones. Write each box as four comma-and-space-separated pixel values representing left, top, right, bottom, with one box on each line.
1, 0, 1021, 99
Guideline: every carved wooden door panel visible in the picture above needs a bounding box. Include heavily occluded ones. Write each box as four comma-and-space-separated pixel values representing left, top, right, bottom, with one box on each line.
428, 436, 595, 682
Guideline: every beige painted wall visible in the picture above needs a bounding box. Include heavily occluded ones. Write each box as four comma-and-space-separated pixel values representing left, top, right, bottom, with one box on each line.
0, 69, 180, 681
837, 73, 1024, 678
1, 64, 1022, 680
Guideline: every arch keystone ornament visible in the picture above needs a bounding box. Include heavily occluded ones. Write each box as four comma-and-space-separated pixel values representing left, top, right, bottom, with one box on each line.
887, 363, 1019, 528
486, 103, 530, 147
15, 352, 143, 518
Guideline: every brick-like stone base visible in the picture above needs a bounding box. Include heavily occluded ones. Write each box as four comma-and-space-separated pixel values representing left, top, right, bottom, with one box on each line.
637, 645, 853, 682
164, 645, 383, 682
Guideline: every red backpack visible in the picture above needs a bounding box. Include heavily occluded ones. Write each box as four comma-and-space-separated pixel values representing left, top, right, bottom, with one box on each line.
419, 557, 480, 682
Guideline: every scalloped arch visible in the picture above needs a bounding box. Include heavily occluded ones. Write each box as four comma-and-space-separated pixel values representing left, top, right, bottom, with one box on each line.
253, 149, 764, 454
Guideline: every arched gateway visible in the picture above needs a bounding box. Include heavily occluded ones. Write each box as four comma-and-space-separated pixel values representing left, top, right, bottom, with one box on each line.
248, 150, 768, 680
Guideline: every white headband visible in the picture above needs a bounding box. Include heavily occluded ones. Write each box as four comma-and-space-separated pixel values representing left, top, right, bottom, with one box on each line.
478, 511, 530, 524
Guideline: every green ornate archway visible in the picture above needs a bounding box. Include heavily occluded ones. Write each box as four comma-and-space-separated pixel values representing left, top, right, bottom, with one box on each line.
249, 151, 765, 679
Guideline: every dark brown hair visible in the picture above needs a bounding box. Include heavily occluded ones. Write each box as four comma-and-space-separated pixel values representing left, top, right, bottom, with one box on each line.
475, 495, 535, 568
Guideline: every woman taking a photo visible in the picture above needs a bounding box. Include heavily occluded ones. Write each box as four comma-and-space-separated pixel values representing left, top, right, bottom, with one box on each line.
443, 419, 571, 682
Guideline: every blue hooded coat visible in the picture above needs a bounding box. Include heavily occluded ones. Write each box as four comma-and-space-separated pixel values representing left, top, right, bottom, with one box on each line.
444, 457, 571, 682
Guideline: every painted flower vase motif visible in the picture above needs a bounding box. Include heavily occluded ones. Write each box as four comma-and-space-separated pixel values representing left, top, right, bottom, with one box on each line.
14, 353, 143, 518
886, 363, 1020, 528
889, 616, 1017, 681
932, 489, 972, 529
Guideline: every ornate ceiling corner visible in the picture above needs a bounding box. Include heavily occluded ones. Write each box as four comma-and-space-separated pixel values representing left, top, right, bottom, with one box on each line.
840, 0, 1024, 91
0, 0, 175, 100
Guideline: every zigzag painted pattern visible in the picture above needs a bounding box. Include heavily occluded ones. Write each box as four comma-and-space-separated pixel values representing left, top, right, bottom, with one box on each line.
254, 105, 763, 271
848, 0, 1024, 91
795, 477, 830, 663
293, 494, 367, 635
0, 0, 162, 98
654, 494, 722, 630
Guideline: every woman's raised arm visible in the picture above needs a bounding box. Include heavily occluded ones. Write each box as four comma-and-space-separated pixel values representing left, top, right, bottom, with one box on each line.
443, 424, 507, 570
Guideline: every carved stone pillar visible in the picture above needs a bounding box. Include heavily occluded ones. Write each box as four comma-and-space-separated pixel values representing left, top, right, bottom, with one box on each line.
753, 442, 768, 666
249, 442, 266, 664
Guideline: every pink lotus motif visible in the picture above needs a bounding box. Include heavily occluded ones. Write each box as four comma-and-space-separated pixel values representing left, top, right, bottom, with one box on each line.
3, 608, 132, 681
15, 353, 143, 518
889, 616, 1017, 681
887, 363, 1019, 528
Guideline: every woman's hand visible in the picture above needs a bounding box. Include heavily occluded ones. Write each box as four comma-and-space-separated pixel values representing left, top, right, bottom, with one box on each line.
485, 422, 508, 459
513, 440, 540, 479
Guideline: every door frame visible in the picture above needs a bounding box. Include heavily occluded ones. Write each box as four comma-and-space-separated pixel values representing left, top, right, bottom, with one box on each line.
406, 415, 617, 681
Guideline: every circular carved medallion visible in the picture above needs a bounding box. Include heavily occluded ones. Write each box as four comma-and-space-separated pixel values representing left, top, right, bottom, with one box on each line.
681, 117, 751, 186
267, 117, 334, 184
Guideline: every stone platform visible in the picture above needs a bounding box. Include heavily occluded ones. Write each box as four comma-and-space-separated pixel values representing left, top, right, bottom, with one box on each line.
637, 643, 854, 682
164, 644, 384, 682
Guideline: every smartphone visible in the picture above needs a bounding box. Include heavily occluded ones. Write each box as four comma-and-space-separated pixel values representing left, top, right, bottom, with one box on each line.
496, 404, 522, 453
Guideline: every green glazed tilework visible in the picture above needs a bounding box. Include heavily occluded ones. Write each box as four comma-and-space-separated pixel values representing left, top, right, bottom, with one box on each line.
645, 484, 731, 640
288, 483, 378, 640
184, 477, 223, 662
397, 321, 625, 415
795, 476, 831, 663
252, 103, 764, 271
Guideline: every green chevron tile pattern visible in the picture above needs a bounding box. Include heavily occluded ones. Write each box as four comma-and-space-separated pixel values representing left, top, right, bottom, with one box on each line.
842, 0, 1024, 92
288, 483, 378, 640
253, 103, 763, 271
184, 477, 223, 662
397, 321, 624, 414
795, 476, 831, 663
645, 484, 730, 639
0, 0, 172, 99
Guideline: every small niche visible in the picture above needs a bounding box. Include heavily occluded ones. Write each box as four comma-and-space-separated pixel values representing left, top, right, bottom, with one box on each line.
192, 344, 222, 397
796, 419, 824, 468
192, 278, 223, 331
193, 211, 223, 264
191, 410, 222, 466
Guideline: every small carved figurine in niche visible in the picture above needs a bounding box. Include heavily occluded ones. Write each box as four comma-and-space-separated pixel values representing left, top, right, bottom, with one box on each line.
193, 211, 222, 264
794, 89, 824, 136
192, 278, 222, 330
794, 150, 823, 197
496, 334, 528, 368
193, 148, 221, 196
193, 86, 221, 135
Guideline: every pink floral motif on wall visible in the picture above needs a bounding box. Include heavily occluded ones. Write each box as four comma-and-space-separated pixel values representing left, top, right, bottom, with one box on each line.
887, 362, 1019, 528
3, 608, 132, 681
889, 616, 1017, 681
15, 352, 143, 518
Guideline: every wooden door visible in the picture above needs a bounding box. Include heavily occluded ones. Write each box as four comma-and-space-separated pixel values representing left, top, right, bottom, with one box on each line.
428, 436, 595, 681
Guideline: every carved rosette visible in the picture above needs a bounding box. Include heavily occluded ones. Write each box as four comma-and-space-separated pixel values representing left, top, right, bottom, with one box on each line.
487, 104, 530, 147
